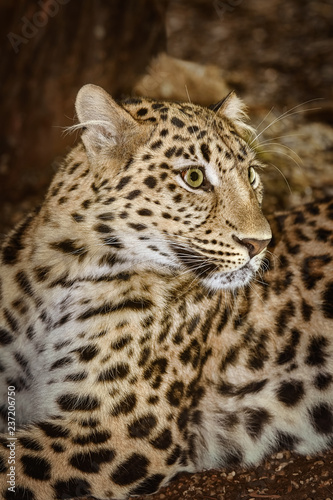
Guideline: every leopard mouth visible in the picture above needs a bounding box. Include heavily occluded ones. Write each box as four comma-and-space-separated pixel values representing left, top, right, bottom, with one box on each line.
170, 242, 259, 290
170, 242, 219, 278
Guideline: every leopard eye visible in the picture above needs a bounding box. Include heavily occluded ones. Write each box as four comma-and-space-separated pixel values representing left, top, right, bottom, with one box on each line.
182, 167, 204, 189
248, 166, 256, 185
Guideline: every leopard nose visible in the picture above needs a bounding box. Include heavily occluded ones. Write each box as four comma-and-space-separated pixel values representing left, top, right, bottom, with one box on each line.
233, 236, 271, 259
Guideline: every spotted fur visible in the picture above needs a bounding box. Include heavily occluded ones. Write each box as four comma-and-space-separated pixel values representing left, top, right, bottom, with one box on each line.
0, 85, 332, 500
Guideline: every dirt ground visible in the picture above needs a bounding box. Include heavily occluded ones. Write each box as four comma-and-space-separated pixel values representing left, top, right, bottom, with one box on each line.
1, 0, 333, 499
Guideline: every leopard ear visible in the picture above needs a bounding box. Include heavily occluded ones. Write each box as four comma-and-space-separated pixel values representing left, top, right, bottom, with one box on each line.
74, 84, 140, 157
210, 91, 253, 135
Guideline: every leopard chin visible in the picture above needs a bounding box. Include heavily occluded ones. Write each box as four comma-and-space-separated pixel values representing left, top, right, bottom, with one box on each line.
201, 263, 257, 291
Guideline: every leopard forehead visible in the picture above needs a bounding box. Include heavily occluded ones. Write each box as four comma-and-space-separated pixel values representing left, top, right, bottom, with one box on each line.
121, 96, 257, 170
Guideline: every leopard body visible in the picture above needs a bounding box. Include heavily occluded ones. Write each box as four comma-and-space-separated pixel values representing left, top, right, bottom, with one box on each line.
0, 85, 332, 500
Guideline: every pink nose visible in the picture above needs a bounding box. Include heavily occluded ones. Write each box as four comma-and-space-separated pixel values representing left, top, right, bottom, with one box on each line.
233, 236, 271, 259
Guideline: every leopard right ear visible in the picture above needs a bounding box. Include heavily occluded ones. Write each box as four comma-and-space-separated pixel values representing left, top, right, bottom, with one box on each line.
73, 84, 140, 157
209, 91, 254, 138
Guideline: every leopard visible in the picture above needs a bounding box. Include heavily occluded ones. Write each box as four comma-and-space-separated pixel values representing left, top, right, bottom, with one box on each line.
0, 83, 332, 500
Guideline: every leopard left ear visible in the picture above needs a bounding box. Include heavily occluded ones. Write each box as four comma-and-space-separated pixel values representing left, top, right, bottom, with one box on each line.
74, 84, 142, 158
209, 91, 253, 135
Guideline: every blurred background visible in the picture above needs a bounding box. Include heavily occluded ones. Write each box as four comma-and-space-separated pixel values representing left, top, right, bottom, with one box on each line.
0, 1, 333, 497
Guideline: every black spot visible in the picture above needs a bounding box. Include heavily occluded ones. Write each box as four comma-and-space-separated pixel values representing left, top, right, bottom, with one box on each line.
38, 422, 70, 438
2, 213, 34, 265
276, 328, 300, 365
97, 363, 129, 382
33, 265, 51, 282
5, 376, 28, 392
177, 407, 190, 431
166, 445, 182, 466
322, 281, 333, 319
130, 474, 165, 496
143, 358, 168, 389
306, 336, 328, 366
103, 196, 116, 205
237, 379, 268, 396
115, 175, 131, 191
78, 298, 152, 321
314, 372, 332, 390
138, 346, 151, 367
137, 107, 148, 116
18, 437, 43, 451
111, 335, 132, 350
220, 346, 239, 371
179, 339, 201, 368
276, 380, 304, 406
305, 202, 320, 215
128, 222, 147, 231
275, 431, 299, 451
111, 393, 137, 416
171, 117, 185, 128
65, 371, 88, 382
165, 146, 176, 158
70, 448, 115, 473
50, 239, 87, 259
166, 381, 185, 407
94, 223, 113, 233
4, 309, 19, 333
137, 208, 153, 216
57, 393, 100, 412
68, 161, 81, 174
0, 328, 13, 346
245, 408, 271, 439
310, 403, 333, 434
302, 255, 332, 290
126, 189, 141, 200
200, 143, 211, 162
76, 344, 100, 362
51, 442, 65, 453
124, 97, 143, 105
53, 478, 91, 498
224, 448, 243, 467
187, 125, 199, 134
50, 356, 73, 371
151, 139, 163, 149
301, 298, 313, 322
15, 270, 34, 297
4, 487, 35, 500
72, 212, 85, 222
111, 453, 149, 485
316, 227, 331, 242
144, 176, 157, 189
275, 300, 295, 336
72, 430, 111, 445
150, 428, 172, 450
80, 417, 99, 428
128, 413, 157, 438
21, 455, 51, 480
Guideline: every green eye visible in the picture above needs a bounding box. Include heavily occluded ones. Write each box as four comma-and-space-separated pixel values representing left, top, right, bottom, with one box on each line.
182, 167, 205, 189
248, 166, 256, 185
